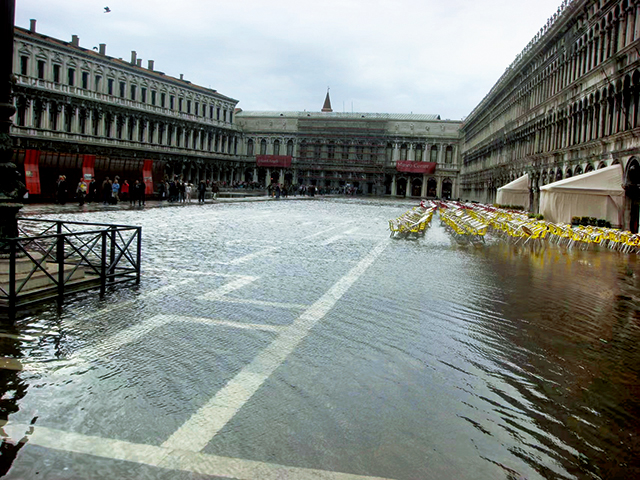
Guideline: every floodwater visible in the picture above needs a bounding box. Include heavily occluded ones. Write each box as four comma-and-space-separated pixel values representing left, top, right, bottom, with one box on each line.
1, 198, 639, 480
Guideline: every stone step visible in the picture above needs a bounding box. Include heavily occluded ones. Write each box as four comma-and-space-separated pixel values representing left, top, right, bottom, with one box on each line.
0, 253, 49, 275
0, 264, 86, 294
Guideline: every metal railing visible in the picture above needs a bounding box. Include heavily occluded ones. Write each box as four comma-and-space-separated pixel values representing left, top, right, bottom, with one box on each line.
0, 218, 141, 311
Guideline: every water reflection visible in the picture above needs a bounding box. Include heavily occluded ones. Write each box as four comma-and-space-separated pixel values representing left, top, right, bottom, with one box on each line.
467, 242, 640, 478
0, 325, 32, 476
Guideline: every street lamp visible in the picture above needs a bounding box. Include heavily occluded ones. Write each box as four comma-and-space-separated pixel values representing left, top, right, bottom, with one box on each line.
0, 0, 22, 247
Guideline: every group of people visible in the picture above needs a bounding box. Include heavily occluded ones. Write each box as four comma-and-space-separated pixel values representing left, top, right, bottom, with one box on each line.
158, 177, 219, 203
56, 175, 146, 206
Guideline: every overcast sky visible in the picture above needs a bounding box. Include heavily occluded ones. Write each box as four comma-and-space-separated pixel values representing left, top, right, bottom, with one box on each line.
15, 0, 563, 119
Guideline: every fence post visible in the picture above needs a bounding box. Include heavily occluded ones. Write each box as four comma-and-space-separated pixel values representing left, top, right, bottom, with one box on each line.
109, 227, 116, 283
8, 239, 15, 312
136, 227, 141, 284
57, 227, 64, 303
100, 230, 107, 296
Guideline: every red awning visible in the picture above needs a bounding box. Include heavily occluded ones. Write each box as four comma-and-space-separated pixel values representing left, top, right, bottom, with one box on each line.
256, 155, 292, 168
143, 160, 154, 194
24, 150, 41, 194
396, 161, 436, 174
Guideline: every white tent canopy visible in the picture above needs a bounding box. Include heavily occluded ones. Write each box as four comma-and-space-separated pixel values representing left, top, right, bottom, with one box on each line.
496, 174, 530, 209
539, 165, 624, 226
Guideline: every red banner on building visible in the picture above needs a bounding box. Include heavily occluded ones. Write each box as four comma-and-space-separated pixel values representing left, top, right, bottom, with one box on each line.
24, 149, 41, 195
143, 160, 154, 194
396, 161, 437, 174
256, 155, 292, 168
82, 154, 96, 181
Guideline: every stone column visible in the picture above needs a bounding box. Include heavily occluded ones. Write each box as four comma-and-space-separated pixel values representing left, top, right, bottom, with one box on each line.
391, 175, 397, 196
421, 174, 427, 197
392, 143, 400, 162
437, 177, 443, 198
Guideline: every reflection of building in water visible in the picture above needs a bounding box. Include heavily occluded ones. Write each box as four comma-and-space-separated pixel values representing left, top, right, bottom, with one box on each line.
459, 0, 640, 231
235, 104, 461, 198
0, 328, 32, 475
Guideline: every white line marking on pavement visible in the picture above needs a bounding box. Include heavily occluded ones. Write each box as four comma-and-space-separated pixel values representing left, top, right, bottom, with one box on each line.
320, 228, 358, 246
228, 248, 276, 265
160, 314, 284, 333
300, 223, 347, 240
64, 280, 195, 330
202, 297, 308, 310
202, 276, 258, 298
7, 424, 395, 480
163, 241, 388, 452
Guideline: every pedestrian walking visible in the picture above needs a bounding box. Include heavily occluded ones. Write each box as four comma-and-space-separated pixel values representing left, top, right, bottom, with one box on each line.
134, 178, 146, 206
121, 180, 129, 202
198, 180, 206, 203
185, 183, 192, 203
76, 178, 87, 206
112, 177, 120, 203
56, 175, 68, 204
102, 177, 112, 204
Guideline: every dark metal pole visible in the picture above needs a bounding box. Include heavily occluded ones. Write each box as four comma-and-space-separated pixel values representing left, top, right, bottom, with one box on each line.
100, 230, 107, 296
56, 223, 64, 303
0, 0, 22, 252
135, 227, 141, 284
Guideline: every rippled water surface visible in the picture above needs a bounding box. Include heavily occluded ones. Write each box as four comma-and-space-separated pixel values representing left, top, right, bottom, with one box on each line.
2, 198, 640, 479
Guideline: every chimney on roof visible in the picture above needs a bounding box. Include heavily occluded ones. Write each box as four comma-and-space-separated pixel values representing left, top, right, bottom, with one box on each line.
99, 43, 106, 55
147, 60, 154, 71
180, 74, 184, 80
136, 59, 142, 67
29, 19, 36, 33
131, 51, 137, 65
71, 35, 79, 47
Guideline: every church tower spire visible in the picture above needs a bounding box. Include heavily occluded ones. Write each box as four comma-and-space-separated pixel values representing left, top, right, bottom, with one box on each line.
322, 88, 333, 112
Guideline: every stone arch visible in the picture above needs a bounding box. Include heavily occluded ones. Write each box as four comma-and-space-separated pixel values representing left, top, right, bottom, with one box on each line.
396, 177, 408, 197
574, 165, 583, 175
426, 177, 437, 197
442, 178, 453, 199
411, 177, 422, 197
625, 157, 640, 232
598, 161, 608, 169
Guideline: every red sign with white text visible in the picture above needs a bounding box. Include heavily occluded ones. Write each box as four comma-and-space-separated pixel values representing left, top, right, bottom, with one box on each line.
396, 161, 437, 174
256, 155, 292, 168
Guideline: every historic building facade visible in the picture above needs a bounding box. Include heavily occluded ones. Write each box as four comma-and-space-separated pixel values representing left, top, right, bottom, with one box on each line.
460, 0, 640, 228
235, 105, 462, 198
10, 21, 247, 198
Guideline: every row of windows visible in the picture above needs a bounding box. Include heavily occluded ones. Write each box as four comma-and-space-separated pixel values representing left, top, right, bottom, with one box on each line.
18, 55, 233, 123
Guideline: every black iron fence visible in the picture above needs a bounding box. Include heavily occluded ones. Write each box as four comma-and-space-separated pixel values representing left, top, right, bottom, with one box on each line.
0, 218, 141, 311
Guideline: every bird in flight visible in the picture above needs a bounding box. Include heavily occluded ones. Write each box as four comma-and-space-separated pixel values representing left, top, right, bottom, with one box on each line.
104, 6, 111, 13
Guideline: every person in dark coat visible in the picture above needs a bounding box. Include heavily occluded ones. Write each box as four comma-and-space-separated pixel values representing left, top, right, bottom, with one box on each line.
88, 177, 97, 203
197, 180, 206, 203
56, 175, 68, 204
134, 179, 146, 206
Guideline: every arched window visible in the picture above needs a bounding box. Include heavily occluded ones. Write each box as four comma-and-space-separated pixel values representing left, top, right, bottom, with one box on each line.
445, 146, 453, 164
260, 139, 267, 155
287, 140, 294, 156
247, 139, 254, 156
430, 145, 438, 163
273, 139, 280, 156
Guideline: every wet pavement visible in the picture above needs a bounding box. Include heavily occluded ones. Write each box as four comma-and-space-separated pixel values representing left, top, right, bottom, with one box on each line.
1, 197, 639, 479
